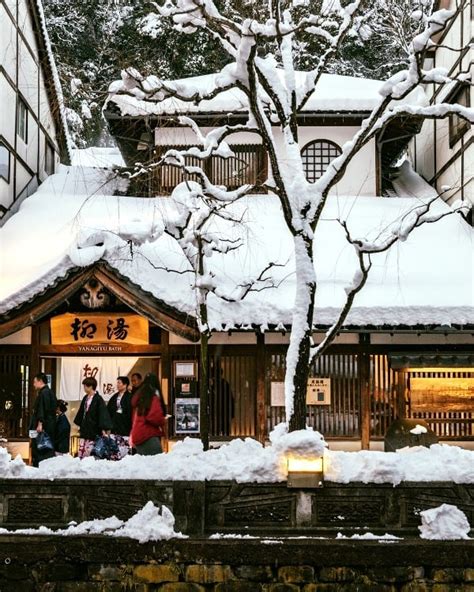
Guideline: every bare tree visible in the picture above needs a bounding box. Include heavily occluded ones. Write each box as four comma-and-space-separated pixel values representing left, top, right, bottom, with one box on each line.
110, 0, 473, 431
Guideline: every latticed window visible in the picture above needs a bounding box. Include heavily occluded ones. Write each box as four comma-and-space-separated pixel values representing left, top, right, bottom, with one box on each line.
301, 140, 342, 183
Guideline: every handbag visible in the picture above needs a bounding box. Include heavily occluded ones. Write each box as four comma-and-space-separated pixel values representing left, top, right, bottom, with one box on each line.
36, 431, 54, 452
91, 436, 119, 460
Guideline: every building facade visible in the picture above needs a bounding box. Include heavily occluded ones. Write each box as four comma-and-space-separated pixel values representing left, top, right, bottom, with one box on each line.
411, 0, 473, 220
0, 0, 70, 221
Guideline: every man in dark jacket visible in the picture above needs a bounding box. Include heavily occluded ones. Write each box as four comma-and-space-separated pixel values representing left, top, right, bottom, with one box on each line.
74, 377, 112, 459
30, 373, 57, 467
107, 376, 132, 459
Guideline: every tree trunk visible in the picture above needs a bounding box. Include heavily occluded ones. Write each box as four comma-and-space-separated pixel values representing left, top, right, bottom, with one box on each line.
285, 235, 316, 431
200, 330, 210, 451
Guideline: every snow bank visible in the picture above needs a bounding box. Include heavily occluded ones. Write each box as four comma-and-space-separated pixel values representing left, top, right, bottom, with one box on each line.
1, 433, 473, 485
419, 504, 471, 540
324, 444, 474, 485
0, 502, 186, 543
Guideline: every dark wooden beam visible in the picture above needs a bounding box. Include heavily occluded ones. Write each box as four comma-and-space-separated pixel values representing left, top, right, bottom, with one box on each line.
256, 333, 266, 443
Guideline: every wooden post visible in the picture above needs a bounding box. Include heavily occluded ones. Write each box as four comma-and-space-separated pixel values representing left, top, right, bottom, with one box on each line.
160, 329, 171, 451
256, 333, 266, 443
359, 333, 371, 450
397, 370, 407, 420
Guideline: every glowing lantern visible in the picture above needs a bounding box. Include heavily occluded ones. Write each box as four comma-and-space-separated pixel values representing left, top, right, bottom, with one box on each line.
286, 454, 324, 488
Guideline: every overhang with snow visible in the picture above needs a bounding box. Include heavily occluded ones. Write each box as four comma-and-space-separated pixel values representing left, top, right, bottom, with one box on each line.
0, 165, 472, 335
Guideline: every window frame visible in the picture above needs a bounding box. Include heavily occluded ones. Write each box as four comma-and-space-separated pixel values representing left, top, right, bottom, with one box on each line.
301, 139, 343, 183
0, 142, 11, 183
449, 84, 471, 148
44, 140, 55, 175
17, 97, 28, 144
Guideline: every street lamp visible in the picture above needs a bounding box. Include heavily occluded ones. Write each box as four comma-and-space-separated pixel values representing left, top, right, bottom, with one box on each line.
286, 454, 324, 488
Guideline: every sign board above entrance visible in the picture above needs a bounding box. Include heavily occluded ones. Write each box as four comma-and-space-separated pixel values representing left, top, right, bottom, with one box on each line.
51, 313, 149, 345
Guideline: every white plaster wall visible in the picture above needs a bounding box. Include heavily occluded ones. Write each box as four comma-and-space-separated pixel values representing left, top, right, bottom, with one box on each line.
412, 2, 473, 205
0, 4, 17, 81
18, 38, 39, 113
0, 327, 31, 344
156, 125, 377, 196
18, 0, 37, 52
0, 75, 16, 145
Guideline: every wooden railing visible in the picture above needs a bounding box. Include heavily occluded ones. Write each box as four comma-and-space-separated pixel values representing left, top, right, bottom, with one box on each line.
153, 144, 268, 195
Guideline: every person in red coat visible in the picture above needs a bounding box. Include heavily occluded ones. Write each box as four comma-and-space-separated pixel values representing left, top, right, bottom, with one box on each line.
131, 373, 165, 455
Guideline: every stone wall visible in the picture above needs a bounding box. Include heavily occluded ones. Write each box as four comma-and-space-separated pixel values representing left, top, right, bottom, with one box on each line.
0, 536, 473, 591
0, 480, 473, 537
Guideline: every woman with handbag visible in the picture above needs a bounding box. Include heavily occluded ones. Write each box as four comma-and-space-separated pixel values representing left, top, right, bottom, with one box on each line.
74, 377, 112, 459
131, 373, 165, 455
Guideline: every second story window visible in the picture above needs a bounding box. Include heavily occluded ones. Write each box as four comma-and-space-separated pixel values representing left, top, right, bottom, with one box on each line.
449, 85, 471, 147
301, 140, 342, 183
45, 141, 55, 175
17, 98, 28, 143
0, 142, 10, 182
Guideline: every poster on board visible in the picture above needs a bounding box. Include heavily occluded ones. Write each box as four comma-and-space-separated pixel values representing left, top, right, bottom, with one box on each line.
175, 398, 200, 433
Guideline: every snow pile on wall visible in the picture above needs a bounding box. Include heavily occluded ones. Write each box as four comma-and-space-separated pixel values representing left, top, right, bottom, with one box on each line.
419, 504, 471, 540
270, 423, 326, 458
0, 446, 32, 478
324, 444, 474, 485
1, 432, 474, 485
0, 502, 186, 543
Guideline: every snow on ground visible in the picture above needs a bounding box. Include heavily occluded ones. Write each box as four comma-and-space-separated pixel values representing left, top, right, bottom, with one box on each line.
1, 429, 473, 485
71, 147, 125, 168
419, 504, 471, 540
0, 502, 186, 543
1, 165, 472, 328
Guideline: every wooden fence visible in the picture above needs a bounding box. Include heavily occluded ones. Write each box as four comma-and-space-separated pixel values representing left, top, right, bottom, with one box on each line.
153, 144, 268, 195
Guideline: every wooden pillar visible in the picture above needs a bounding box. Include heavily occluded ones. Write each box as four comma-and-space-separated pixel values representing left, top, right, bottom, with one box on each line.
29, 324, 40, 414
359, 333, 371, 450
396, 370, 407, 419
256, 333, 266, 443
160, 330, 171, 450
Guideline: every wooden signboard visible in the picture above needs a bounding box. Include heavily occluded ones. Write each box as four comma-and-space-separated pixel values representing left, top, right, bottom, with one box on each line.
307, 378, 331, 405
410, 376, 474, 412
51, 313, 148, 346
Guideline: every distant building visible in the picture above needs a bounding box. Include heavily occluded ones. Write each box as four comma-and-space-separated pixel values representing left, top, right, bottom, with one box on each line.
411, 0, 472, 222
0, 0, 70, 221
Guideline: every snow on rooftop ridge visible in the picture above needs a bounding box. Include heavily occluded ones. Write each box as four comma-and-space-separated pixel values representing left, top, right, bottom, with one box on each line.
107, 71, 427, 118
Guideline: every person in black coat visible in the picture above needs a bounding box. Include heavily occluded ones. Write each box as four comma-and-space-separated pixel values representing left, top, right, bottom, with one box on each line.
107, 376, 132, 459
54, 400, 71, 455
30, 373, 57, 467
74, 377, 112, 459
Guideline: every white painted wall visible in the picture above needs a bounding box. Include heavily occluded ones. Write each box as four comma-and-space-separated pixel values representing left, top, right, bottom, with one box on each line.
412, 0, 473, 208
0, 0, 62, 218
156, 125, 377, 197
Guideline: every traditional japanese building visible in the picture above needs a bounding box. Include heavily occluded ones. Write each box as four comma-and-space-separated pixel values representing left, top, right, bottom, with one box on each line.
0, 159, 472, 458
0, 0, 70, 222
1, 28, 473, 458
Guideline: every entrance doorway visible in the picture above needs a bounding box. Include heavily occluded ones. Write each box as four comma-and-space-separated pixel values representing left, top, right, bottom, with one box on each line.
41, 356, 160, 455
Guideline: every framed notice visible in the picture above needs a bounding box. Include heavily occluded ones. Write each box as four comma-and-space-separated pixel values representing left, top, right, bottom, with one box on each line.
174, 361, 197, 379
271, 381, 285, 407
307, 378, 331, 405
175, 398, 200, 434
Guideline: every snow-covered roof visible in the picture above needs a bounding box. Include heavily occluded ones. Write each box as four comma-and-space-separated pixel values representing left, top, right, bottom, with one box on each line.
0, 165, 473, 330
71, 147, 125, 168
106, 71, 426, 119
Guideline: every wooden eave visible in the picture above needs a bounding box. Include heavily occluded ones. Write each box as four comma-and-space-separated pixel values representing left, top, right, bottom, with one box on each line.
0, 262, 199, 342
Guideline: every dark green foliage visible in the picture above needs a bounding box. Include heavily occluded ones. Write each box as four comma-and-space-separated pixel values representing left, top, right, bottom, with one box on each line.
43, 0, 431, 147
